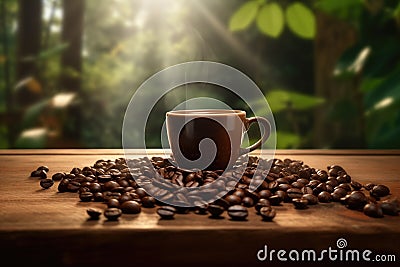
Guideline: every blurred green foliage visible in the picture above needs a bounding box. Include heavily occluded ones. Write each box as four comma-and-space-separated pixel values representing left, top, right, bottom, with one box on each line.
230, 0, 400, 148
0, 0, 398, 149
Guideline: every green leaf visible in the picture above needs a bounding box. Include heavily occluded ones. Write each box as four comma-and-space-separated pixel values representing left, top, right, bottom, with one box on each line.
265, 90, 325, 113
285, 2, 316, 39
256, 2, 285, 38
229, 1, 259, 32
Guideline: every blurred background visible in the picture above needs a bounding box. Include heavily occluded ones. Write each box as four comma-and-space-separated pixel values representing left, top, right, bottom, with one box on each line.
0, 0, 399, 149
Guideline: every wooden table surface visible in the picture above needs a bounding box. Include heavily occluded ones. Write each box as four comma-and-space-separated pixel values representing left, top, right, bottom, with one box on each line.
0, 149, 399, 267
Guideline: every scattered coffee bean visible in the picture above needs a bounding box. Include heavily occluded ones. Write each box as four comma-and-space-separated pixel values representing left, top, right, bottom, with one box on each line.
301, 194, 318, 205
345, 191, 368, 210
259, 206, 276, 221
79, 191, 93, 202
157, 206, 176, 219
86, 208, 102, 220
363, 183, 376, 191
207, 204, 225, 217
225, 194, 242, 206
227, 205, 248, 221
31, 169, 47, 179
120, 200, 141, 214
33, 156, 398, 221
371, 184, 390, 198
269, 195, 282, 206
242, 196, 254, 207
39, 178, 54, 189
255, 198, 271, 213
37, 166, 49, 172
363, 203, 384, 218
107, 198, 120, 208
318, 191, 332, 203
51, 172, 65, 181
104, 208, 122, 221
380, 202, 398, 216
292, 198, 308, 209
141, 196, 156, 208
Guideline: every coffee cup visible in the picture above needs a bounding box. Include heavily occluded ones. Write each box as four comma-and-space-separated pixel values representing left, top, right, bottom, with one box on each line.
166, 109, 270, 171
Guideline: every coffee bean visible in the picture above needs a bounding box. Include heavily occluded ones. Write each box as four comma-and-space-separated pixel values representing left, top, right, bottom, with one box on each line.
291, 181, 304, 189
93, 192, 104, 202
350, 181, 362, 191
258, 190, 272, 199
301, 186, 313, 195
194, 201, 208, 214
326, 178, 339, 188
318, 191, 332, 203
79, 191, 93, 202
371, 184, 390, 198
363, 183, 376, 191
278, 183, 291, 191
292, 198, 308, 209
157, 206, 176, 219
103, 181, 119, 192
96, 174, 112, 183
37, 166, 49, 172
255, 199, 271, 213
67, 181, 80, 192
313, 183, 327, 195
269, 195, 282, 206
107, 198, 120, 208
51, 172, 65, 181
135, 188, 148, 198
31, 169, 47, 179
363, 203, 383, 218
232, 189, 245, 199
287, 188, 302, 200
275, 190, 288, 202
242, 196, 254, 207
327, 165, 346, 177
228, 205, 248, 221
86, 208, 102, 220
380, 202, 398, 216
225, 194, 242, 206
39, 178, 54, 189
142, 196, 156, 208
259, 206, 276, 221
120, 200, 141, 214
335, 183, 352, 192
333, 188, 348, 198
345, 191, 368, 210
331, 193, 342, 202
104, 208, 122, 220
207, 204, 225, 217
212, 198, 230, 210
301, 194, 318, 205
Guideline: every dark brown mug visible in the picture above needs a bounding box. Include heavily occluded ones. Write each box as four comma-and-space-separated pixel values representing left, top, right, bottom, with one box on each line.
166, 109, 270, 171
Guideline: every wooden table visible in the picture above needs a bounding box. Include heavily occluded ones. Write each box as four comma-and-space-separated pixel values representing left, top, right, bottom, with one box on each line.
0, 149, 399, 267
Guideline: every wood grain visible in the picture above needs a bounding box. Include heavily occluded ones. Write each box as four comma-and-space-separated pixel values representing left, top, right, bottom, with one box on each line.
0, 150, 399, 267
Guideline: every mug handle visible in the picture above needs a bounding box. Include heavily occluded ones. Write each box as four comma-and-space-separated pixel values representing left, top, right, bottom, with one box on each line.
239, 117, 271, 155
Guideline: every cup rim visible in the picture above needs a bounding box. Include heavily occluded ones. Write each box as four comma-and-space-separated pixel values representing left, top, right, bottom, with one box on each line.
166, 109, 246, 117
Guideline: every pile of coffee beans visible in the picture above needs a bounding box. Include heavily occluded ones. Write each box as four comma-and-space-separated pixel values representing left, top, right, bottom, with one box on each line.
30, 156, 399, 221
